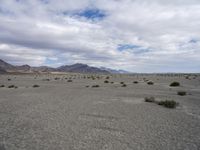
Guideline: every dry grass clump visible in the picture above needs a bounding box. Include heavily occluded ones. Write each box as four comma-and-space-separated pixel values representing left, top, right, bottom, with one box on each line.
144, 97, 155, 102
170, 81, 180, 87
177, 91, 187, 96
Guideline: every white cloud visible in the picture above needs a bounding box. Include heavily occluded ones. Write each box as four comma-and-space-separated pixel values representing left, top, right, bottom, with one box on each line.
0, 0, 200, 72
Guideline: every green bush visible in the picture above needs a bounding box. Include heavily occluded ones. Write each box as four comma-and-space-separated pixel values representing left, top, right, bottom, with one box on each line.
144, 97, 155, 102
177, 91, 186, 96
157, 100, 179, 108
170, 82, 180, 87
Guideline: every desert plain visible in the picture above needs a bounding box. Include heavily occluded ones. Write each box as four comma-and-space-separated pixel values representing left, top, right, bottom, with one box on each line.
0, 73, 200, 150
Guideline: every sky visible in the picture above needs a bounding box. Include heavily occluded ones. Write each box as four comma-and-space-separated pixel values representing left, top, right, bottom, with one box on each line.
0, 0, 200, 73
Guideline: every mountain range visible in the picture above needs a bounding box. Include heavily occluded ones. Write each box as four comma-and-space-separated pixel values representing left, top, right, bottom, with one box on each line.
0, 59, 130, 74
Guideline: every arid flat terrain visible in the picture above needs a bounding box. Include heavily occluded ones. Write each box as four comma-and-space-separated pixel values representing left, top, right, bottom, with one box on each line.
0, 74, 200, 150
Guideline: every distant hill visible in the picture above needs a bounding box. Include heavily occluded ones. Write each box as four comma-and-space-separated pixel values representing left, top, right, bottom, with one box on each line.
58, 63, 109, 74
31, 66, 56, 72
0, 67, 6, 73
0, 59, 128, 74
16, 65, 31, 72
0, 59, 15, 71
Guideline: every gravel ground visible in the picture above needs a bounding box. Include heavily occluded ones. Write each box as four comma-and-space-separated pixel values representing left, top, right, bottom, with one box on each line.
0, 74, 200, 150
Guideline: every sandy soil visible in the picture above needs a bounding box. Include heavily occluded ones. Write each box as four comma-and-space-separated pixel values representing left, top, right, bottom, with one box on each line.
0, 74, 200, 150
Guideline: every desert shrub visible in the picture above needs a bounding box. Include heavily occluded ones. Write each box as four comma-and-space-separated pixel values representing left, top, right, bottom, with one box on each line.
170, 82, 180, 87
106, 76, 110, 79
144, 97, 155, 103
85, 85, 89, 88
104, 80, 109, 83
110, 82, 114, 84
33, 85, 40, 88
157, 100, 178, 108
92, 85, 100, 88
133, 81, 138, 84
0, 85, 5, 88
121, 84, 127, 87
147, 81, 154, 85
54, 77, 60, 80
120, 82, 124, 84
43, 79, 50, 81
67, 80, 73, 82
7, 78, 11, 81
177, 91, 186, 96
8, 85, 17, 88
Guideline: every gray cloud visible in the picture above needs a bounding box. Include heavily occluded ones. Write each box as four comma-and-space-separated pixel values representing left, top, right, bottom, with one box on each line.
0, 0, 200, 72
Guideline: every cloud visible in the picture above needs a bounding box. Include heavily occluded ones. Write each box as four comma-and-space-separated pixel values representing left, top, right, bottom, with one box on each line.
0, 0, 200, 72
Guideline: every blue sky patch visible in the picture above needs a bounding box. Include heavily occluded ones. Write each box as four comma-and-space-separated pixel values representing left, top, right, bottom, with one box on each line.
75, 8, 106, 20
118, 44, 141, 51
0, 6, 13, 16
117, 44, 150, 54
40, 0, 49, 4
189, 39, 198, 44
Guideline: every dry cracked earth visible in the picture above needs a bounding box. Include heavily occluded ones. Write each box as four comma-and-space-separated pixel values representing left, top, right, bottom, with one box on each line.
0, 74, 200, 150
